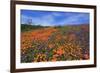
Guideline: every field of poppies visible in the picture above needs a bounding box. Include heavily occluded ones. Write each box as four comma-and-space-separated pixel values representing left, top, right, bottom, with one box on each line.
21, 24, 89, 63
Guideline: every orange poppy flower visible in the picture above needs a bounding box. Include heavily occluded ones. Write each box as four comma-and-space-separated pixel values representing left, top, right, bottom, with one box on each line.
56, 48, 65, 56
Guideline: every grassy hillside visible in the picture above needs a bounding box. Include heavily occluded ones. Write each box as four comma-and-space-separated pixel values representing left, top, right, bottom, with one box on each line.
21, 24, 45, 32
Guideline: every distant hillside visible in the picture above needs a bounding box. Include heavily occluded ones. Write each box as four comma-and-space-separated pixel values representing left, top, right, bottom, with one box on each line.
21, 24, 89, 32
21, 24, 44, 32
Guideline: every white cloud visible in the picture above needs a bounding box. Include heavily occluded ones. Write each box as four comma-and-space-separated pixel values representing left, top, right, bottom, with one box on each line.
21, 12, 89, 26
58, 13, 89, 25
40, 15, 54, 26
52, 12, 62, 17
21, 14, 55, 26
21, 15, 34, 24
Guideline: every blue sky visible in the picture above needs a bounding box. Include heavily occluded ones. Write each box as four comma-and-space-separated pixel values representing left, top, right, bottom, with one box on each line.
21, 10, 90, 26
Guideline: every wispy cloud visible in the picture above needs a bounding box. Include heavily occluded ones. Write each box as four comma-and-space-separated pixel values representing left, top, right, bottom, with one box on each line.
21, 10, 89, 26
21, 14, 55, 26
51, 12, 62, 17
57, 13, 89, 25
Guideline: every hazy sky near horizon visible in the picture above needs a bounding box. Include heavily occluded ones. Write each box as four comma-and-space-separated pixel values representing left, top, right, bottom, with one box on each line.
21, 9, 90, 26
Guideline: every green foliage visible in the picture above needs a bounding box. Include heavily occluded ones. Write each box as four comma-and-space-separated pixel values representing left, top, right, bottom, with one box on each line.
21, 24, 44, 32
